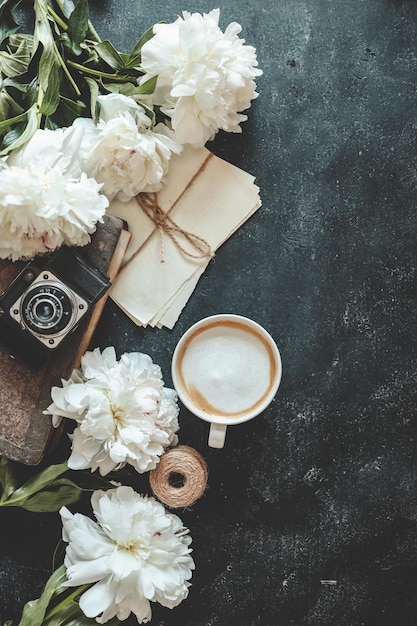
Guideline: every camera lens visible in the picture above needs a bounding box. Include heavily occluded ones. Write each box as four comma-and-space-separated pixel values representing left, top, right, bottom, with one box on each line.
20, 283, 75, 336
34, 299, 57, 323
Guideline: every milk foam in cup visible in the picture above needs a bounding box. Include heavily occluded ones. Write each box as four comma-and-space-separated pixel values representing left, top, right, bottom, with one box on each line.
171, 314, 282, 448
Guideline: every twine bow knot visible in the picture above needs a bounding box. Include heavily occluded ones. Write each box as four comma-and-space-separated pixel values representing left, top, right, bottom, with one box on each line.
136, 192, 214, 263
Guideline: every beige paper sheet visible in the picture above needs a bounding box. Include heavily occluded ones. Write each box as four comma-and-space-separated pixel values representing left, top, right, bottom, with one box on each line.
108, 146, 261, 328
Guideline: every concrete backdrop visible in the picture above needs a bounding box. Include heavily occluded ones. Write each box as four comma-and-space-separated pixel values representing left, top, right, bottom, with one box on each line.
1, 1, 417, 625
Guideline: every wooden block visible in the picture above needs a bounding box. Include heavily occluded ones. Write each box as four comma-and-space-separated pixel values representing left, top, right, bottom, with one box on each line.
0, 215, 131, 465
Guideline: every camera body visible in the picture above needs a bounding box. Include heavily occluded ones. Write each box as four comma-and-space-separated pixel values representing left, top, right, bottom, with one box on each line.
0, 246, 111, 369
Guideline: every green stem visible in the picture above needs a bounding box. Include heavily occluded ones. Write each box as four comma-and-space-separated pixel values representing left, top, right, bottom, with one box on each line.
47, 6, 68, 30
53, 41, 81, 96
67, 60, 130, 82
44, 584, 90, 620
36, 85, 44, 126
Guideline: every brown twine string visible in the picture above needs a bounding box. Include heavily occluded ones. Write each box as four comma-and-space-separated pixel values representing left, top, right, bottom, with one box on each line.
136, 192, 213, 263
149, 445, 209, 508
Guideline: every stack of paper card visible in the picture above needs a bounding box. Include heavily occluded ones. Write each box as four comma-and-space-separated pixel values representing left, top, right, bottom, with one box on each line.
108, 145, 261, 329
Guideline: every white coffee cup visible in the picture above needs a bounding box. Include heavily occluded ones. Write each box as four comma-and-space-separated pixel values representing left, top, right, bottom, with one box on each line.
171, 314, 282, 448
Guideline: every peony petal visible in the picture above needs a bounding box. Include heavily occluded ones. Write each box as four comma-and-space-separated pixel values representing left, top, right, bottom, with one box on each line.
47, 348, 179, 475
61, 488, 194, 622
139, 8, 261, 148
74, 97, 182, 202
67, 427, 103, 470
79, 578, 117, 618
64, 554, 111, 586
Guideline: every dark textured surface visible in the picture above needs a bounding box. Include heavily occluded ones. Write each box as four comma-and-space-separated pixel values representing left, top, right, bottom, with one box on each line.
1, 1, 417, 625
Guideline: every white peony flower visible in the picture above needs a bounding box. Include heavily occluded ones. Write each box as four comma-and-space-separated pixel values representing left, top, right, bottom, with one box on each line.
45, 346, 179, 476
0, 126, 108, 260
139, 8, 263, 147
60, 486, 194, 624
74, 93, 182, 202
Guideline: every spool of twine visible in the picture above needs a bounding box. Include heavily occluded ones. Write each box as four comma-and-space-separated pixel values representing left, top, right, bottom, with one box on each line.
150, 445, 208, 508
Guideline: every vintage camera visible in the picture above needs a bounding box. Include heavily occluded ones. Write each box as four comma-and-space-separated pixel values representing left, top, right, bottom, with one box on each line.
0, 246, 111, 369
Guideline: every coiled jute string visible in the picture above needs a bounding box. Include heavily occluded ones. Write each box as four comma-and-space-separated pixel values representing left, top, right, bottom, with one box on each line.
150, 445, 209, 508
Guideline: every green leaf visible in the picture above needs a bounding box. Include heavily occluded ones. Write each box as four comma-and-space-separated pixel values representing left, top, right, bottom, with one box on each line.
123, 54, 141, 70
3, 461, 69, 505
49, 93, 86, 126
135, 75, 157, 95
66, 0, 89, 55
40, 61, 60, 115
44, 603, 82, 625
0, 460, 117, 511
49, 610, 109, 626
0, 105, 29, 130
33, 0, 61, 98
130, 24, 156, 59
0, 91, 11, 120
45, 606, 120, 626
0, 103, 38, 154
103, 75, 156, 98
0, 457, 17, 502
1, 75, 34, 96
0, 0, 21, 46
38, 45, 60, 103
84, 76, 98, 121
52, 539, 66, 572
17, 565, 67, 626
54, 0, 76, 20
12, 462, 69, 496
19, 478, 82, 512
66, 468, 123, 491
0, 88, 23, 121
137, 100, 155, 124
0, 35, 31, 77
44, 602, 95, 626
118, 52, 130, 65
8, 33, 33, 52
94, 40, 126, 70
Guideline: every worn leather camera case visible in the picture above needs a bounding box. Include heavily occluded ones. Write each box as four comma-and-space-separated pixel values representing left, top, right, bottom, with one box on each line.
0, 246, 111, 370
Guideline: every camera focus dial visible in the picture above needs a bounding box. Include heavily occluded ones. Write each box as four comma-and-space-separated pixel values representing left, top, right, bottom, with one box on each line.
9, 270, 89, 349
20, 281, 74, 336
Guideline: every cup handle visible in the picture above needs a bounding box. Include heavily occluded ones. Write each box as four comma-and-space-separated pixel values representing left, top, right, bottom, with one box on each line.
208, 423, 227, 448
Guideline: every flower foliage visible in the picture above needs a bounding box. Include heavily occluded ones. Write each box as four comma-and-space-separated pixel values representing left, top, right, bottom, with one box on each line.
0, 0, 157, 156
45, 347, 180, 476
61, 486, 194, 623
0, 2, 261, 153
0, 1, 261, 259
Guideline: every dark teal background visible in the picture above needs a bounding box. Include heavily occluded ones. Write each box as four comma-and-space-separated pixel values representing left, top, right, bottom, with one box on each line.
1, 1, 417, 625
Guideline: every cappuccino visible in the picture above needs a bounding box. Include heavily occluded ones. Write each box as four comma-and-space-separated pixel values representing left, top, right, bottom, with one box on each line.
174, 317, 280, 419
